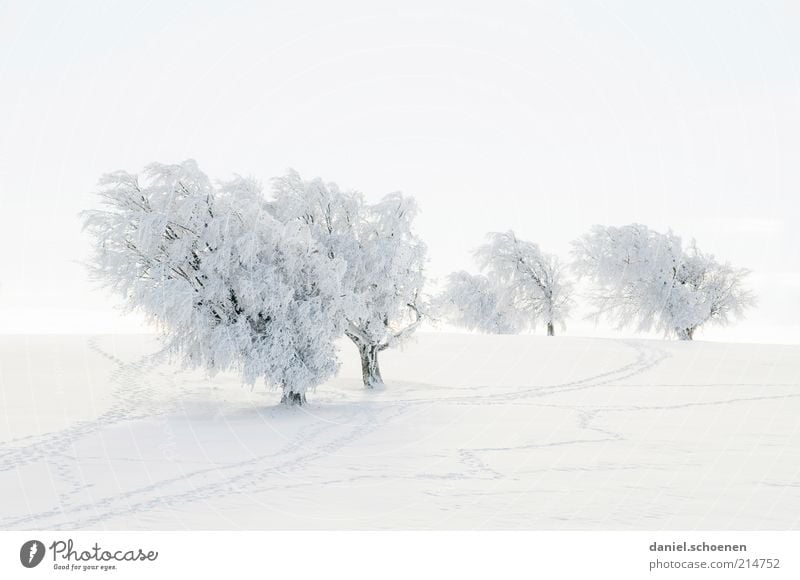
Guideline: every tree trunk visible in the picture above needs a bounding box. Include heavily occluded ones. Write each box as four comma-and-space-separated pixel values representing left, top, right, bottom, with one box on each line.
358, 342, 384, 389
280, 390, 307, 405
546, 321, 555, 337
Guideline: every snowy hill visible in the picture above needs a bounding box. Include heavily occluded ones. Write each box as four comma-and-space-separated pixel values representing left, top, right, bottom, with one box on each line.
1, 333, 798, 529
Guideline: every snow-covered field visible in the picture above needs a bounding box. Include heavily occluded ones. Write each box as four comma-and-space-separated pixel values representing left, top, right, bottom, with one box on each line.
1, 333, 798, 530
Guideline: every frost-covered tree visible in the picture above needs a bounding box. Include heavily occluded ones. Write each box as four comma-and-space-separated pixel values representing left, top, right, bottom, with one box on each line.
436, 231, 572, 336
474, 231, 573, 336
83, 160, 346, 405
435, 271, 522, 334
571, 223, 755, 340
270, 171, 426, 389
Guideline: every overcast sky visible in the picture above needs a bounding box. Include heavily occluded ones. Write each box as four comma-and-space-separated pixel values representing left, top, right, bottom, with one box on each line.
1, 0, 798, 342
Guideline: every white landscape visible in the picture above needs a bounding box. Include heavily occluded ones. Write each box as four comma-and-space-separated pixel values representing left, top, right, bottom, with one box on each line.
4, 3, 800, 578
1, 332, 798, 530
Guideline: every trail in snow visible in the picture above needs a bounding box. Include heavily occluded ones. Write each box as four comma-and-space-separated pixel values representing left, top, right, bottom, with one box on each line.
0, 333, 798, 529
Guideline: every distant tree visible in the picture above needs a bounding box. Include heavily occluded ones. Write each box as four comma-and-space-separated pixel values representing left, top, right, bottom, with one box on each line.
436, 231, 572, 336
270, 171, 427, 389
571, 223, 755, 340
475, 231, 574, 336
435, 271, 523, 334
83, 160, 346, 405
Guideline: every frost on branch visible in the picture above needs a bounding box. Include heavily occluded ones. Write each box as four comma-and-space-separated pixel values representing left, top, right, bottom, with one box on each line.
82, 160, 346, 404
270, 171, 427, 389
475, 231, 573, 336
435, 271, 522, 334
437, 231, 573, 336
571, 223, 755, 340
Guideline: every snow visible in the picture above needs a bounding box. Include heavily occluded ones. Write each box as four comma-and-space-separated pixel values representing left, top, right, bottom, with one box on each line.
1, 332, 798, 529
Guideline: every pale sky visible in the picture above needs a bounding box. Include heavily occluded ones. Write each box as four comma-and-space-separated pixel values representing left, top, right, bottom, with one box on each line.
1, 0, 798, 342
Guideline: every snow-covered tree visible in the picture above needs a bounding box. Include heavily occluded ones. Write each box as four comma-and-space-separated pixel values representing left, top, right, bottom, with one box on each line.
475, 231, 573, 336
270, 171, 427, 389
83, 160, 346, 404
435, 271, 522, 334
436, 231, 572, 336
571, 223, 755, 340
